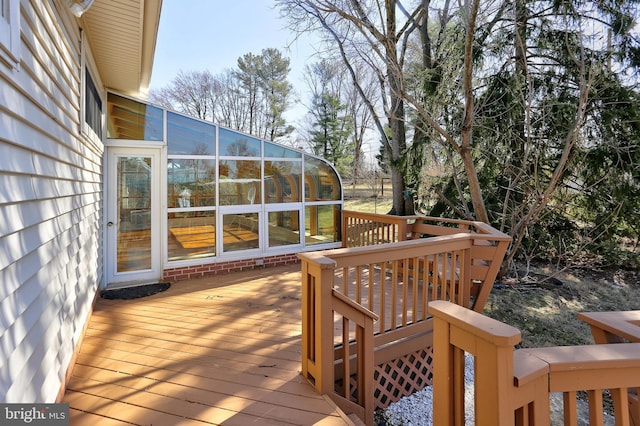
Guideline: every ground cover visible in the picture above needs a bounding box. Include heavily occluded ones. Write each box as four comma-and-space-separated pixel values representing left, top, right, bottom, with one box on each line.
343, 197, 393, 215
485, 265, 640, 348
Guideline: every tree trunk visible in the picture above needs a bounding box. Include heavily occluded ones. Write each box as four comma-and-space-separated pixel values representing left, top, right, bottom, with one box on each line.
386, 0, 411, 216
460, 0, 488, 223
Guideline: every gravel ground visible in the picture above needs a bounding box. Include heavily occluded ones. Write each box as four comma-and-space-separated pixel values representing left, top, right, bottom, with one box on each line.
378, 354, 474, 425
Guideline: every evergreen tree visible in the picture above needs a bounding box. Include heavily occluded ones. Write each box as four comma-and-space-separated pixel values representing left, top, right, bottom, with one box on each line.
255, 48, 294, 141
309, 92, 354, 175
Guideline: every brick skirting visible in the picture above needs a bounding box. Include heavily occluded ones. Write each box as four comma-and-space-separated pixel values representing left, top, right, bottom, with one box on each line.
162, 253, 301, 281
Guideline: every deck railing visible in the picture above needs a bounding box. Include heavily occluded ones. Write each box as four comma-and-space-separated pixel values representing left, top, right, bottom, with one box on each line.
430, 300, 640, 425
299, 212, 511, 425
341, 211, 511, 312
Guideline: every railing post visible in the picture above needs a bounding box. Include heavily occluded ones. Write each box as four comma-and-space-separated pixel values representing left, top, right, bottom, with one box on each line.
471, 238, 510, 312
360, 305, 376, 426
398, 218, 408, 242
300, 256, 312, 380
432, 311, 456, 425
341, 211, 349, 248
316, 258, 336, 395
430, 301, 539, 426
298, 253, 337, 395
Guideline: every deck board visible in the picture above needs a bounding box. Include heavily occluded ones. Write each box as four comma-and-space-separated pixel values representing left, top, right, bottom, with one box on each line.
63, 264, 352, 425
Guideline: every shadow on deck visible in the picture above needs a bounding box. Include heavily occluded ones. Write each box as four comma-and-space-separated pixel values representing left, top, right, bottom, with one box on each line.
63, 264, 353, 425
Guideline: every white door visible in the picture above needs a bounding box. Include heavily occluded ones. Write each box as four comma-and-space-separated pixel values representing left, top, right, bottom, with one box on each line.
106, 147, 161, 286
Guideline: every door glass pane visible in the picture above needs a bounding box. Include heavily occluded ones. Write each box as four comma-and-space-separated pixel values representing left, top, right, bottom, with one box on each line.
117, 157, 152, 271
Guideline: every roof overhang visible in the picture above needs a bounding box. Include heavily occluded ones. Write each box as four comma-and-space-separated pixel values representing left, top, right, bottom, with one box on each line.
80, 0, 162, 97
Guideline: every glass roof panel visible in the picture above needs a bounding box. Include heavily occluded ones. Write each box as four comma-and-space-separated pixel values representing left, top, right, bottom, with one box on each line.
219, 128, 261, 157
167, 112, 216, 155
264, 141, 301, 158
304, 155, 341, 201
106, 93, 163, 141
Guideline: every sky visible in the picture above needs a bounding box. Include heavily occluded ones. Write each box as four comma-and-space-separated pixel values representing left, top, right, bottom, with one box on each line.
150, 0, 322, 123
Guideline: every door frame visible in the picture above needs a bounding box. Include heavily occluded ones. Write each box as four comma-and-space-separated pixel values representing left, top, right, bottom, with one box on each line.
105, 146, 162, 287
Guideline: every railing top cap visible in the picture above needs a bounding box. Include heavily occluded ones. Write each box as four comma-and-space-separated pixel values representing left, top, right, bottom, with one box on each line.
297, 252, 337, 268
323, 232, 476, 261
342, 211, 511, 240
429, 301, 521, 346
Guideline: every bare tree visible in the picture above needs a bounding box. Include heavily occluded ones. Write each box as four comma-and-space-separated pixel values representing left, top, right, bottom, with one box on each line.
150, 49, 294, 142
149, 70, 216, 121
276, 0, 608, 274
212, 69, 250, 131
277, 0, 418, 215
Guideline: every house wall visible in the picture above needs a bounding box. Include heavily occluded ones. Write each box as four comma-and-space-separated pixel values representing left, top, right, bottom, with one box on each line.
0, 0, 103, 402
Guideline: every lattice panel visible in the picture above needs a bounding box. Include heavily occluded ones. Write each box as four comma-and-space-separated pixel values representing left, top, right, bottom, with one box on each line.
372, 348, 434, 409
342, 347, 435, 410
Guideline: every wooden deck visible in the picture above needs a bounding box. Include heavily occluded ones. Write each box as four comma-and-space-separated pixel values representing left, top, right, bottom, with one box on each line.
63, 264, 354, 425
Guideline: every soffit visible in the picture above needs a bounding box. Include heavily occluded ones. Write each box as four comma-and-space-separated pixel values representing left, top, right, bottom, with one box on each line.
81, 0, 162, 97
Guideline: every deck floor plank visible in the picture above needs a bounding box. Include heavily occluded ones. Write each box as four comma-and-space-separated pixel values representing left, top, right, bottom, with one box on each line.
63, 265, 351, 425
76, 338, 302, 382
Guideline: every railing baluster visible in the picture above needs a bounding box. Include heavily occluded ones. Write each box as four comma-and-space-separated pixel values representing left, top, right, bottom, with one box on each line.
433, 253, 440, 301
563, 391, 578, 424
402, 257, 409, 327
342, 266, 348, 295
610, 388, 631, 425
342, 317, 350, 401
411, 256, 418, 324
587, 390, 604, 426
368, 263, 374, 313
379, 261, 386, 333
421, 255, 429, 321
356, 265, 362, 304
452, 250, 460, 305
363, 218, 368, 246
391, 260, 398, 330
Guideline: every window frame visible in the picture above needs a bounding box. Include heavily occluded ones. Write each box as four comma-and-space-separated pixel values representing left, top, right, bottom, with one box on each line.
81, 32, 104, 141
84, 67, 103, 139
0, 0, 20, 66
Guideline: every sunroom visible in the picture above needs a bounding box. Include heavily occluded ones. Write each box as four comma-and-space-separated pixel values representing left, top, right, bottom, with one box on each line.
104, 93, 343, 287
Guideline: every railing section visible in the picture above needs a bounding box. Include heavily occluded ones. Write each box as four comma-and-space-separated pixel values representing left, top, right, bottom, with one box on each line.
341, 211, 414, 247
341, 211, 511, 312
299, 213, 511, 424
430, 300, 640, 425
300, 229, 498, 424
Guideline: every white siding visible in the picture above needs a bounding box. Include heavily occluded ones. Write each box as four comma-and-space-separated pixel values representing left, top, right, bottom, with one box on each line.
0, 0, 103, 402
